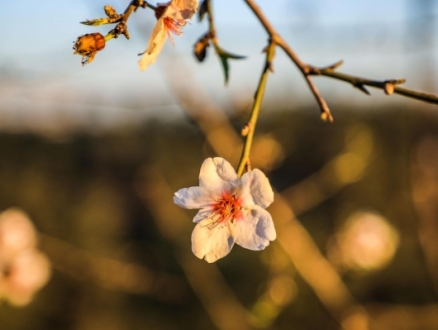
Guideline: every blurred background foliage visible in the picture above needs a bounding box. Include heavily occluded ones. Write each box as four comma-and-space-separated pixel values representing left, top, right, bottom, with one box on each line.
1, 103, 438, 329
1, 0, 438, 329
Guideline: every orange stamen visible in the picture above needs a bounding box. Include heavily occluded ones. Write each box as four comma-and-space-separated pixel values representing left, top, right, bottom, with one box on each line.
212, 193, 242, 225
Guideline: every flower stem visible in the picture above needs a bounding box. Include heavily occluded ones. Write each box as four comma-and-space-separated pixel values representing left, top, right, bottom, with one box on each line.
122, 0, 154, 22
145, 2, 157, 11
205, 0, 217, 44
236, 41, 276, 177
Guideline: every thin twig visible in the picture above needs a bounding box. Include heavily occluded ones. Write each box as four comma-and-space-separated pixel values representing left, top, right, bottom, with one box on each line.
205, 0, 218, 45
244, 0, 438, 117
315, 68, 438, 105
236, 40, 276, 176
80, 0, 153, 41
244, 0, 334, 122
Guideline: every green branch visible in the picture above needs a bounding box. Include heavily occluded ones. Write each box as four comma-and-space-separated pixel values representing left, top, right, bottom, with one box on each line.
237, 41, 276, 177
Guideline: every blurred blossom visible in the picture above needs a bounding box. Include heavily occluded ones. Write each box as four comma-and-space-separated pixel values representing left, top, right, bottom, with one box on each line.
328, 211, 399, 273
1, 250, 51, 306
250, 275, 297, 327
334, 125, 374, 185
0, 209, 36, 260
334, 152, 367, 184
267, 275, 297, 307
174, 157, 276, 262
251, 134, 285, 172
0, 208, 51, 306
138, 0, 199, 71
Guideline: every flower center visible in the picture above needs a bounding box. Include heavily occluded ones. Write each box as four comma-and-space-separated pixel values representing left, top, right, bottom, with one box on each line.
163, 17, 184, 36
213, 193, 242, 225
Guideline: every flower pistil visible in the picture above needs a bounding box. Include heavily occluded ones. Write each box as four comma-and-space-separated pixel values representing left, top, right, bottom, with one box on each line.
212, 193, 242, 225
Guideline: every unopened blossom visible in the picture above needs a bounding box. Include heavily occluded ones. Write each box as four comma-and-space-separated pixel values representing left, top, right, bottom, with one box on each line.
138, 0, 198, 71
73, 33, 106, 65
174, 157, 276, 263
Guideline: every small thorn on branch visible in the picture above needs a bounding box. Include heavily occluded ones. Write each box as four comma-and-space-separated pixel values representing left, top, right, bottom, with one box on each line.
354, 83, 371, 95
241, 123, 252, 137
267, 61, 274, 72
322, 60, 344, 71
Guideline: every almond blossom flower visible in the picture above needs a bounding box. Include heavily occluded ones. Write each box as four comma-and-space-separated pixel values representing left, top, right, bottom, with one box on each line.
174, 157, 276, 263
138, 0, 198, 71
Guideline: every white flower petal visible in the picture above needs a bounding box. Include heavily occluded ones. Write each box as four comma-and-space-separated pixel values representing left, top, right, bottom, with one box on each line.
192, 220, 234, 263
193, 206, 215, 223
166, 0, 198, 20
173, 186, 212, 209
234, 206, 276, 251
138, 18, 167, 72
240, 169, 274, 208
199, 158, 238, 193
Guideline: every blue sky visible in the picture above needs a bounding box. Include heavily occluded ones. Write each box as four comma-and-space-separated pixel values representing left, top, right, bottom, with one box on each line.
0, 0, 436, 131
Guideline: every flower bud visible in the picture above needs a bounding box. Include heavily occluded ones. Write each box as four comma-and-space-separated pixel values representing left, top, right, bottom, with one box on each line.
193, 33, 211, 62
104, 5, 118, 18
194, 39, 209, 62
73, 33, 105, 65
384, 82, 395, 95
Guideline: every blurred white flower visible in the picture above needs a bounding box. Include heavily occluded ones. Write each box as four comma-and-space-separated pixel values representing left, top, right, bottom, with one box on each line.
328, 211, 399, 273
0, 208, 51, 306
138, 0, 199, 71
0, 209, 36, 261
1, 250, 51, 306
174, 157, 276, 263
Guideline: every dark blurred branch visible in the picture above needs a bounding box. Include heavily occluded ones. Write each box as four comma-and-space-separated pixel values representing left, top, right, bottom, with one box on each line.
271, 195, 370, 330
161, 57, 243, 164
366, 303, 438, 330
39, 233, 188, 303
283, 125, 374, 216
